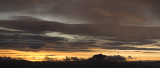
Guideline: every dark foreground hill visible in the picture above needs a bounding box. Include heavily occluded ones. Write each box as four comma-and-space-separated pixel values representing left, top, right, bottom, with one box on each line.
1, 60, 160, 68
0, 56, 160, 68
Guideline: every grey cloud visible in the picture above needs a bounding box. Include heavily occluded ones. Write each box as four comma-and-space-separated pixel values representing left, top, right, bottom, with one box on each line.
102, 46, 160, 51
1, 20, 160, 41
67, 41, 96, 45
0, 27, 22, 32
143, 52, 160, 53
1, 20, 160, 52
10, 16, 44, 21
0, 31, 159, 52
102, 42, 138, 46
0, 32, 97, 52
45, 43, 96, 52
153, 44, 160, 46
0, 0, 160, 25
1, 0, 160, 52
102, 40, 157, 46
53, 49, 92, 52
0, 33, 66, 50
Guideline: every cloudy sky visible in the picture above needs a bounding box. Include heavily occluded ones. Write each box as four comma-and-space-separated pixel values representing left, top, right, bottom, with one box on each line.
0, 0, 160, 61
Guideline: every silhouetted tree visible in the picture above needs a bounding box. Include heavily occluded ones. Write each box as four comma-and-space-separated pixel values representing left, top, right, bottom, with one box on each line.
128, 56, 133, 59
90, 54, 126, 61
92, 53, 106, 60
105, 55, 126, 61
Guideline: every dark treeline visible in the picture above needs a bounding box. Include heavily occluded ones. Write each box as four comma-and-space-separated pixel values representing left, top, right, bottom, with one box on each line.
0, 54, 160, 68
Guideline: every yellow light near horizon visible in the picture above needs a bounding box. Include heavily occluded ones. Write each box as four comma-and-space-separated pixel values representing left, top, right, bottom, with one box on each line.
0, 49, 160, 62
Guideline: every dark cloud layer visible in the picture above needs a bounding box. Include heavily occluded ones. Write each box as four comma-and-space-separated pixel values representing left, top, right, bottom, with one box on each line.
0, 0, 160, 25
11, 16, 43, 21
102, 40, 157, 46
1, 20, 160, 41
0, 0, 160, 53
102, 46, 160, 51
0, 20, 160, 52
0, 32, 66, 51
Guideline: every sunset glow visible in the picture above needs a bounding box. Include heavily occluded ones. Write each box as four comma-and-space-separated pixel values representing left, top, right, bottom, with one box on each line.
0, 49, 160, 61
0, 0, 160, 63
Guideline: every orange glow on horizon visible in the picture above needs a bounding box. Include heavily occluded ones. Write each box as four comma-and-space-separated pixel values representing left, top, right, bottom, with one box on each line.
0, 49, 160, 62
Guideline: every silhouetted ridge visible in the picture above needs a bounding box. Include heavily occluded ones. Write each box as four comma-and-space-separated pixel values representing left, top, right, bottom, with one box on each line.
90, 54, 126, 61
92, 53, 106, 59
0, 54, 160, 68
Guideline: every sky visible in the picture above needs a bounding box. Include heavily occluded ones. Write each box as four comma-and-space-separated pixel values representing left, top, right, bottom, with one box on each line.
0, 0, 160, 61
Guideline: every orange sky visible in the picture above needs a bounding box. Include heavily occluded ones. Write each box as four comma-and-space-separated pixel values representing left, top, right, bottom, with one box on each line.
1, 49, 160, 62
1, 0, 160, 62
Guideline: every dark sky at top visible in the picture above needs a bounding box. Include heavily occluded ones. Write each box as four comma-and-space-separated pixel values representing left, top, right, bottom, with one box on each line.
0, 0, 160, 25
0, 0, 160, 53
